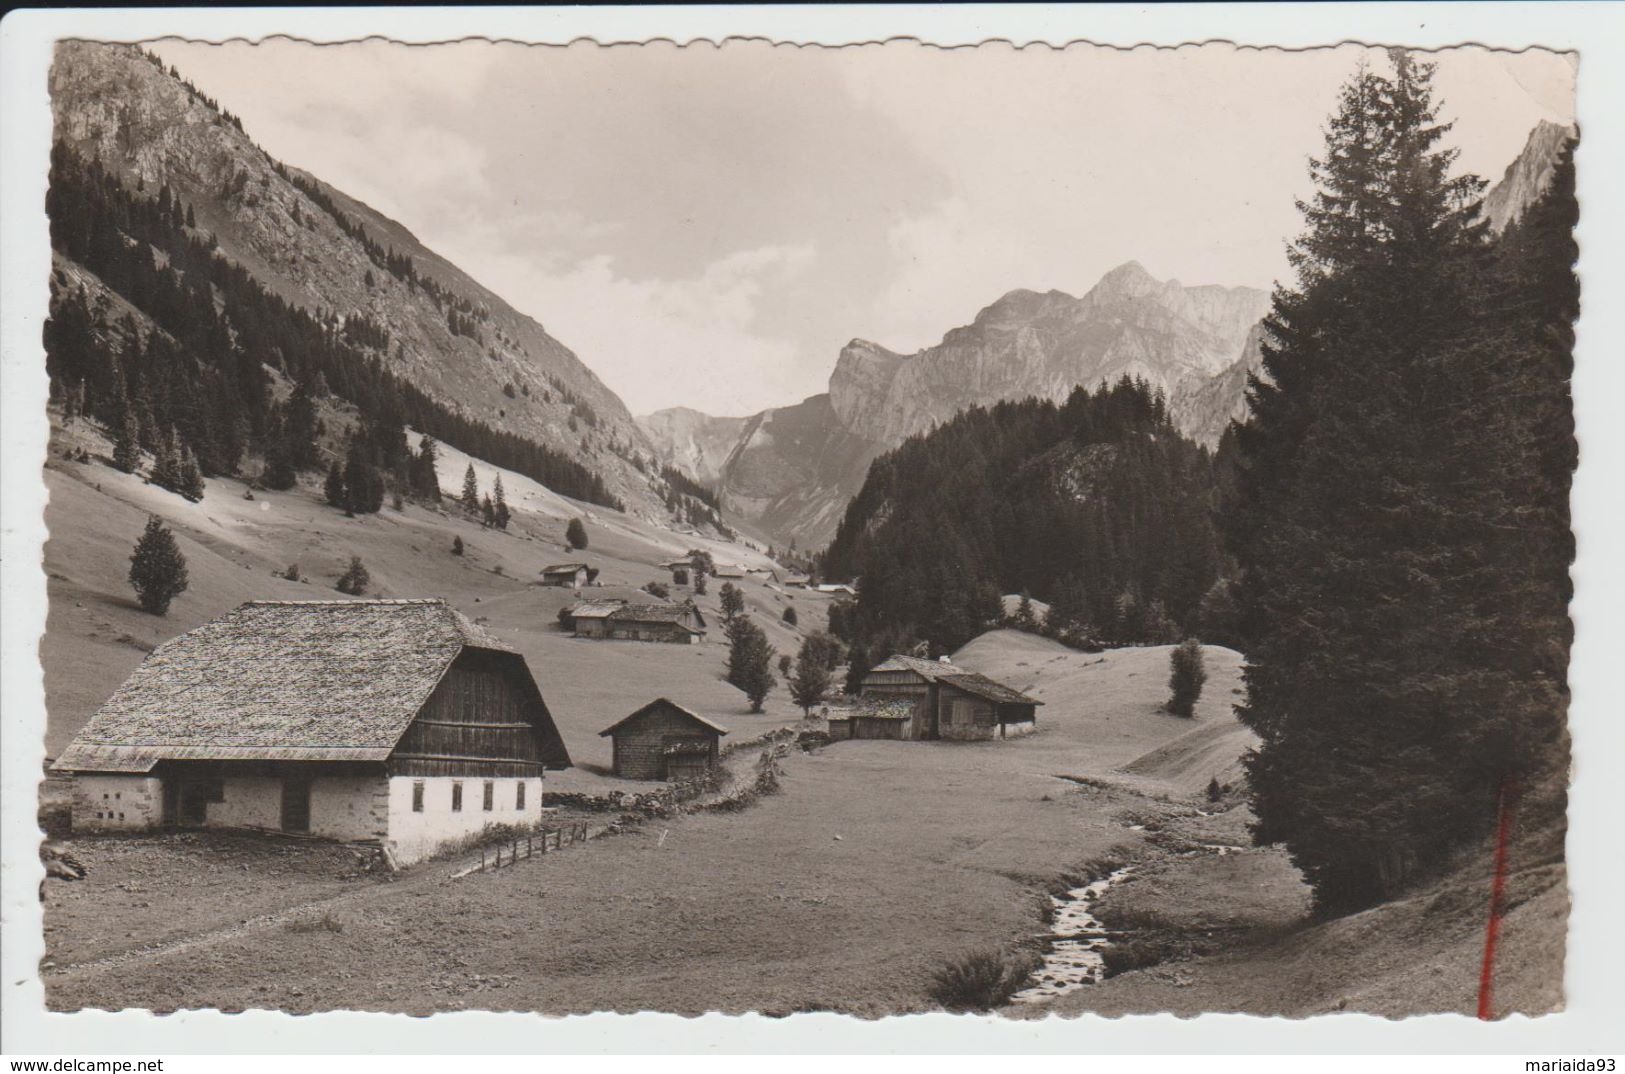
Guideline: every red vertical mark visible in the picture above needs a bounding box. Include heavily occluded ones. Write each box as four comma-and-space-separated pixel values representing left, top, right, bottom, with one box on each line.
1477, 775, 1519, 1021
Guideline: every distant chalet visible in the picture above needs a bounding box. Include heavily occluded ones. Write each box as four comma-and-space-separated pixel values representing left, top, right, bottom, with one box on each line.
52, 599, 571, 864
599, 699, 728, 781
836, 654, 1042, 742
539, 562, 592, 588
563, 598, 707, 644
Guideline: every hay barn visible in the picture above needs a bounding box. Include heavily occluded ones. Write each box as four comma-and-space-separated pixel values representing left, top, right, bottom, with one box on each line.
599, 699, 728, 781
51, 599, 571, 864
540, 562, 591, 587
565, 599, 707, 643
859, 655, 1042, 741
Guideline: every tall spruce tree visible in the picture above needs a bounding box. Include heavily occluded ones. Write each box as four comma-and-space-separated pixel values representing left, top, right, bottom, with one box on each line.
1229, 52, 1570, 912
492, 474, 511, 529
460, 463, 480, 512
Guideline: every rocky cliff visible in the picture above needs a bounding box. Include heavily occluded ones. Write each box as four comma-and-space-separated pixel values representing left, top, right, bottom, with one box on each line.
1483, 120, 1578, 234
51, 41, 681, 521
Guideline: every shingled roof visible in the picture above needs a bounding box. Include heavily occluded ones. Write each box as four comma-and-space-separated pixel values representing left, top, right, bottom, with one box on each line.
53, 599, 572, 773
610, 603, 707, 630
599, 698, 730, 738
867, 654, 1043, 705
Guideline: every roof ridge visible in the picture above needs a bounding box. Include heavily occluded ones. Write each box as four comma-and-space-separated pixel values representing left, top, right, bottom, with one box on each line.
242, 598, 448, 607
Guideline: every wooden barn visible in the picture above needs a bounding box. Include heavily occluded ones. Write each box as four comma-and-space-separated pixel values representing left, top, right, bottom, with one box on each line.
565, 599, 707, 643
540, 562, 592, 587
599, 699, 728, 781
860, 655, 1042, 741
51, 599, 572, 864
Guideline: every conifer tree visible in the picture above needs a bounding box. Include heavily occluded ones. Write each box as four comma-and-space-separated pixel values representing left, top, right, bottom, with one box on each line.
1227, 51, 1563, 911
335, 555, 370, 596
177, 442, 205, 502
566, 517, 588, 550
725, 615, 776, 713
782, 605, 798, 627
1014, 590, 1038, 632
789, 644, 831, 715
1167, 638, 1207, 718
719, 581, 744, 621
149, 426, 183, 494
492, 474, 510, 530
324, 461, 347, 507
481, 492, 496, 527
128, 515, 188, 615
111, 410, 141, 473
461, 463, 480, 512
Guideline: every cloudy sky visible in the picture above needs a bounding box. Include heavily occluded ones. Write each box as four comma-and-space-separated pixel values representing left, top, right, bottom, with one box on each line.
148, 39, 1575, 417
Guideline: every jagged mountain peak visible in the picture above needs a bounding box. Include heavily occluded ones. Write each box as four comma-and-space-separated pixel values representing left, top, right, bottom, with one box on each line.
1483, 119, 1578, 233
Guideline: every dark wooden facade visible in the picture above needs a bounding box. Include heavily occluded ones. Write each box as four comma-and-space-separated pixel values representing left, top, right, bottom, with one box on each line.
390, 649, 570, 777
600, 699, 726, 781
860, 665, 1039, 742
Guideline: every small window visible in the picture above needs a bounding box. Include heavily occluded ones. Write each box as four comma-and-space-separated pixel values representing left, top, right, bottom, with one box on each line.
411, 781, 425, 813
515, 781, 526, 810
483, 780, 495, 812
451, 782, 463, 812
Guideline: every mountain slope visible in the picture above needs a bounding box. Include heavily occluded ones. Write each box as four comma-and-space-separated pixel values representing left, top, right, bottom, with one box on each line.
50, 41, 686, 523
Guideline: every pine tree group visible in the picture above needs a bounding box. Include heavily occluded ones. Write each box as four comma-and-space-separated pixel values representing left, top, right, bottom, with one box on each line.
1228, 52, 1576, 912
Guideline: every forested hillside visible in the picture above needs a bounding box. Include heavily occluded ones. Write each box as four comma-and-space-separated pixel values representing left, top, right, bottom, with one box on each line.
822, 378, 1224, 664
43, 42, 725, 531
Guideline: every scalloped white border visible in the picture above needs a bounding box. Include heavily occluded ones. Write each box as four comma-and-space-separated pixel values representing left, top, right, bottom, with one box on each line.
3, 3, 1622, 1057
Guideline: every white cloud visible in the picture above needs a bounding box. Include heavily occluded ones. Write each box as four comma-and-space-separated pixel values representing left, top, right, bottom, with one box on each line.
432, 239, 822, 417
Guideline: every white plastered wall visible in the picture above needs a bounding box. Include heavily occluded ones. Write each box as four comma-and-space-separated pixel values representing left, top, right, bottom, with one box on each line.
384, 774, 544, 865
70, 774, 162, 831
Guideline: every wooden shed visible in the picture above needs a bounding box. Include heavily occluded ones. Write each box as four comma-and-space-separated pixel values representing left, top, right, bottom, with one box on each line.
860, 654, 1042, 741
540, 562, 591, 587
599, 699, 728, 781
51, 599, 572, 864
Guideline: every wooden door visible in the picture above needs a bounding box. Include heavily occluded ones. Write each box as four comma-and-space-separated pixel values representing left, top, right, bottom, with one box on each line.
280, 775, 312, 833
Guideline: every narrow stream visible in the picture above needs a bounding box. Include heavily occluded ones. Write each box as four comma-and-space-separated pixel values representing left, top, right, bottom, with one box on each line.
1007, 866, 1136, 1004
1010, 843, 1249, 1003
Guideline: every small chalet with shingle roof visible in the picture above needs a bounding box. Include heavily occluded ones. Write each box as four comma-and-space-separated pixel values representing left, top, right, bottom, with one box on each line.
564, 598, 707, 644
599, 699, 728, 781
540, 562, 592, 588
52, 599, 571, 864
859, 655, 1042, 741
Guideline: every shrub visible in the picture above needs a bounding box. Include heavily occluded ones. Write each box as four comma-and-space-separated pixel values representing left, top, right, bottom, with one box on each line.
336, 555, 370, 596
644, 581, 670, 600
1206, 776, 1223, 803
288, 911, 345, 934
566, 517, 588, 550
927, 949, 1039, 1012
782, 605, 798, 626
1167, 638, 1207, 717
452, 536, 464, 556
128, 515, 188, 616
778, 653, 792, 676
285, 562, 301, 582
673, 567, 690, 586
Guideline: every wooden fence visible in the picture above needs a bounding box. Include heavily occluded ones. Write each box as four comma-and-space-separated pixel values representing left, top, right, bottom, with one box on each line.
473, 821, 590, 874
